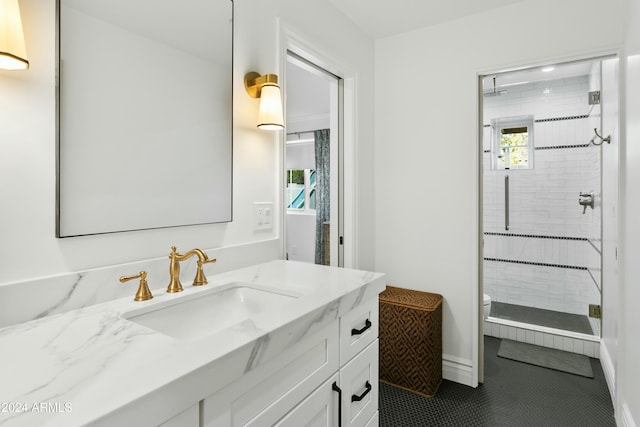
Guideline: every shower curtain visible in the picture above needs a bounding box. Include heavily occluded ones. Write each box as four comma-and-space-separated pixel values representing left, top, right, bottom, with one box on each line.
314, 129, 330, 265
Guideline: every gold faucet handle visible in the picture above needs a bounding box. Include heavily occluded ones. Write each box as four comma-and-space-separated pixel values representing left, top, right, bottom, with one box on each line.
120, 271, 154, 302
193, 255, 217, 286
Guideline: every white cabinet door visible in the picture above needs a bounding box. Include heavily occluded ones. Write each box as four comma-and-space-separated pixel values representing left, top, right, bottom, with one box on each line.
339, 340, 379, 427
275, 374, 340, 427
201, 301, 380, 427
339, 298, 378, 365
158, 404, 199, 427
202, 320, 339, 426
364, 411, 379, 427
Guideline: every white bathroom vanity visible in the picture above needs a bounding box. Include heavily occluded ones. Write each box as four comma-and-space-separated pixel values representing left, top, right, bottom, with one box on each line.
0, 261, 385, 426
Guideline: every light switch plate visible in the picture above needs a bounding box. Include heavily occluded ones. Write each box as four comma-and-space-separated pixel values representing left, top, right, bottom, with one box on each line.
253, 202, 273, 231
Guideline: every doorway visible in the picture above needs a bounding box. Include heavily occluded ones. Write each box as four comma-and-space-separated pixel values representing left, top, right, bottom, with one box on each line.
478, 55, 620, 369
284, 51, 343, 267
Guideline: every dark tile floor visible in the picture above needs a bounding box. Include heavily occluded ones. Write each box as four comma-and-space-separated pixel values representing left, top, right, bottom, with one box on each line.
379, 336, 615, 426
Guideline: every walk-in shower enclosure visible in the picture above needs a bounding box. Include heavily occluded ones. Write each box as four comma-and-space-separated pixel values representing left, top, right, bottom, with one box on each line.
482, 59, 605, 351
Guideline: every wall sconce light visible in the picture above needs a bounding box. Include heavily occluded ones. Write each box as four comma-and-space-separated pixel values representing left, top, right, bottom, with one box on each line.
244, 71, 284, 131
0, 0, 29, 70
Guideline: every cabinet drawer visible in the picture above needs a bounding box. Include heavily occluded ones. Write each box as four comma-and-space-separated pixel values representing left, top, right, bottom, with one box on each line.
339, 339, 379, 427
275, 374, 340, 427
340, 298, 378, 365
202, 320, 339, 426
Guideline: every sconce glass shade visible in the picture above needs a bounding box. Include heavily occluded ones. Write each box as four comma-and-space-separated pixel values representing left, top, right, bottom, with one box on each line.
0, 0, 29, 70
257, 84, 284, 131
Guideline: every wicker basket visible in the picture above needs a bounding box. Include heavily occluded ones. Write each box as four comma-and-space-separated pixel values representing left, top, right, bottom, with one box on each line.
379, 285, 443, 397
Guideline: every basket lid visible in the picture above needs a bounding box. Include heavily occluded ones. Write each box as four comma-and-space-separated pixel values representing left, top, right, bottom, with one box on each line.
380, 285, 443, 310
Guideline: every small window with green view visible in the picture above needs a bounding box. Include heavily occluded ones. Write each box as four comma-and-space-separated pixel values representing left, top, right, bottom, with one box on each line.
286, 169, 316, 210
491, 116, 534, 170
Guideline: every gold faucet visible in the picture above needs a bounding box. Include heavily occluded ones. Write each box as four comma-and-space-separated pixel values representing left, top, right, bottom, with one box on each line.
120, 271, 153, 301
166, 246, 217, 293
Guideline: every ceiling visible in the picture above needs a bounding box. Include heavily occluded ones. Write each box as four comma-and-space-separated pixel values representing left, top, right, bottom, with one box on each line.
328, 0, 527, 39
482, 61, 594, 92
285, 57, 331, 136
287, 1, 597, 126
286, 60, 330, 126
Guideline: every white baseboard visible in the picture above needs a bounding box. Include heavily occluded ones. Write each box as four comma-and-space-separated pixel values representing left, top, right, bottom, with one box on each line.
599, 341, 616, 406
442, 354, 475, 387
621, 403, 637, 427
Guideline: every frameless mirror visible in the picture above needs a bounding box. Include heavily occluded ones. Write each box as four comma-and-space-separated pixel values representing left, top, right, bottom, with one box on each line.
57, 0, 233, 237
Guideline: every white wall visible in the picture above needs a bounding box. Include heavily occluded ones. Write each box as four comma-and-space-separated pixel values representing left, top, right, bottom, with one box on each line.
0, 0, 374, 294
600, 57, 620, 405
621, 0, 640, 424
285, 141, 316, 263
286, 142, 315, 170
0, 0, 270, 284
374, 0, 626, 386
286, 213, 315, 263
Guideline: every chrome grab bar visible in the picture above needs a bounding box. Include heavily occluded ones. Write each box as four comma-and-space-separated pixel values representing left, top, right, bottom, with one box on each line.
505, 175, 510, 231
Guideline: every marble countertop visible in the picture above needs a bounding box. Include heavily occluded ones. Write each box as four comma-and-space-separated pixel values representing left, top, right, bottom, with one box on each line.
0, 260, 385, 427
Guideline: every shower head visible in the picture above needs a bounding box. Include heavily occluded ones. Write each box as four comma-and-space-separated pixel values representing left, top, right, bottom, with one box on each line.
483, 76, 507, 97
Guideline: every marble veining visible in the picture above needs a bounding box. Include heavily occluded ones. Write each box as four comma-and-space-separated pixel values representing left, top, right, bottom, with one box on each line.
245, 333, 271, 373
0, 258, 181, 329
0, 260, 385, 427
34, 274, 83, 321
0, 240, 281, 329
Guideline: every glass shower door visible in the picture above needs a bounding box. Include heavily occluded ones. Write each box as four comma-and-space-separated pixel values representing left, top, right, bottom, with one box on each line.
482, 62, 604, 338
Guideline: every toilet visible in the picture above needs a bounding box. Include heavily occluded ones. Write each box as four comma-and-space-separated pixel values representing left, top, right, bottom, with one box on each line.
483, 294, 492, 319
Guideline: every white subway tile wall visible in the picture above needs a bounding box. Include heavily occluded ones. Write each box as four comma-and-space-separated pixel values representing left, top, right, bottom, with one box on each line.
483, 74, 601, 336
484, 319, 600, 358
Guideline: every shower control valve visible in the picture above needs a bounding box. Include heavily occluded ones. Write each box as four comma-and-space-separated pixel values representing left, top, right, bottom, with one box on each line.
578, 192, 595, 214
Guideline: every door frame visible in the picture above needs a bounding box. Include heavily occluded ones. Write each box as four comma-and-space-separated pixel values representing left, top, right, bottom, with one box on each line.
476, 50, 620, 384
279, 24, 357, 268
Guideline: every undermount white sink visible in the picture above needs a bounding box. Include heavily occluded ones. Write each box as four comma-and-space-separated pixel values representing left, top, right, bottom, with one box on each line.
123, 283, 298, 340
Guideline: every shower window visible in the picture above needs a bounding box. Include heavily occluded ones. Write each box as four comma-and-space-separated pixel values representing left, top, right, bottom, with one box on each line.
491, 116, 534, 170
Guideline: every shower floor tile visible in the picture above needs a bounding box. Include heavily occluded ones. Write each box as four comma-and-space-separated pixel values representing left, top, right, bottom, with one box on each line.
490, 301, 593, 335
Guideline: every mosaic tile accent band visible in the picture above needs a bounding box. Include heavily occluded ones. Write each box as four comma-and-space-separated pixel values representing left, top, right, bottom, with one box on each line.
484, 232, 588, 241
483, 113, 590, 128
484, 257, 587, 271
534, 114, 590, 123
484, 144, 591, 152
535, 144, 591, 150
